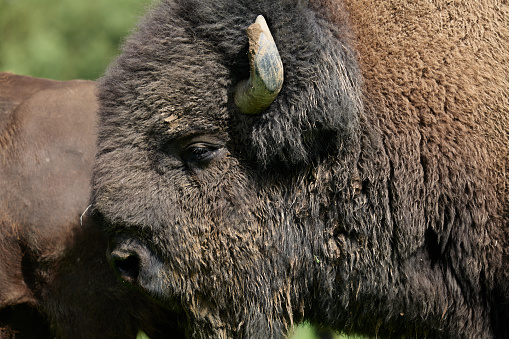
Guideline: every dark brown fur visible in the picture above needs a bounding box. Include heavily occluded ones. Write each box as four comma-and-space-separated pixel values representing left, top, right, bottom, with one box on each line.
92, 0, 508, 338
343, 1, 509, 335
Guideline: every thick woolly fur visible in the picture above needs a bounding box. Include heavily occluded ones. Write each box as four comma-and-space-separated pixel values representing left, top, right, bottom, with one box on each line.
93, 0, 509, 338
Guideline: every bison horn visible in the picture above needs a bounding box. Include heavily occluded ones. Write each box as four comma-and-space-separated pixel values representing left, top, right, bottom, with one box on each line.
234, 15, 284, 115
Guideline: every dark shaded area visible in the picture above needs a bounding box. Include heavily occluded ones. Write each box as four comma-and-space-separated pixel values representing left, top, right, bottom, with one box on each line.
0, 304, 51, 339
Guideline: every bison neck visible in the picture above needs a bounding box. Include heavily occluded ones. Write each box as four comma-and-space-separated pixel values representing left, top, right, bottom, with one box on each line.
313, 0, 509, 337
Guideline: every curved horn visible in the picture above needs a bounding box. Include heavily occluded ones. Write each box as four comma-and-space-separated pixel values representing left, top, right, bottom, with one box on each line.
234, 15, 284, 115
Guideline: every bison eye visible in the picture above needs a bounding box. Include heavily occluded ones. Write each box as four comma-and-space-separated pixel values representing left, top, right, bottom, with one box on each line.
181, 142, 221, 165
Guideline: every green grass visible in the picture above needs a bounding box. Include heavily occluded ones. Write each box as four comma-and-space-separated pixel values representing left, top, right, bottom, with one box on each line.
137, 323, 364, 339
289, 323, 340, 339
137, 331, 151, 339
289, 323, 365, 339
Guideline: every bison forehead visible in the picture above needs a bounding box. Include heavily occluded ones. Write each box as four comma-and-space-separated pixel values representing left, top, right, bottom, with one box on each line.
98, 0, 362, 167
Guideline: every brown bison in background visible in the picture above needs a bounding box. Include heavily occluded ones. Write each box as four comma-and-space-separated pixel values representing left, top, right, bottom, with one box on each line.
92, 0, 509, 338
0, 73, 184, 338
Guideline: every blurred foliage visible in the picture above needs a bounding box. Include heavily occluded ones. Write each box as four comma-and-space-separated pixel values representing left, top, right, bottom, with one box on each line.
136, 323, 352, 339
0, 0, 153, 80
290, 323, 348, 339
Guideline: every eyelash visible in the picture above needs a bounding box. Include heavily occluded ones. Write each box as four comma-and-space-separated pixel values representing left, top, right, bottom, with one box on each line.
181, 143, 219, 165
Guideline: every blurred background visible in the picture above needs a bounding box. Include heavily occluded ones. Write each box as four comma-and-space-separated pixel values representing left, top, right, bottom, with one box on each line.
0, 0, 364, 338
0, 0, 152, 80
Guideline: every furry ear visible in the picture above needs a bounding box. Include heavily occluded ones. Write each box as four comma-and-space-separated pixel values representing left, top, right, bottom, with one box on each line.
231, 9, 362, 168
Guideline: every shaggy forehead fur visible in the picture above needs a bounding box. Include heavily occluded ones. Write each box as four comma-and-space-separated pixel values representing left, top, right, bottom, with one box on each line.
97, 0, 362, 167
94, 0, 508, 338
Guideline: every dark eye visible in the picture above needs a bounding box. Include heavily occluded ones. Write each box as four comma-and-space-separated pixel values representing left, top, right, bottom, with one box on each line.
181, 143, 220, 165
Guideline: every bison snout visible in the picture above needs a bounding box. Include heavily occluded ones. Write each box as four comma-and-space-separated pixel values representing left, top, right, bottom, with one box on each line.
107, 236, 166, 296
108, 245, 141, 284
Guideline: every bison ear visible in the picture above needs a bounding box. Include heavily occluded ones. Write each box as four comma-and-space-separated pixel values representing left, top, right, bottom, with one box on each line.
234, 15, 284, 115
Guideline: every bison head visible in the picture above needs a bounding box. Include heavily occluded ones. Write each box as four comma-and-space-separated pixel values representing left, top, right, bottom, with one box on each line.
93, 1, 361, 336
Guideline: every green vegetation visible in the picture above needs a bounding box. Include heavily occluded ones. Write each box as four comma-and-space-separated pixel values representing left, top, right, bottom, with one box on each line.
0, 0, 153, 80
290, 323, 346, 339
137, 323, 355, 339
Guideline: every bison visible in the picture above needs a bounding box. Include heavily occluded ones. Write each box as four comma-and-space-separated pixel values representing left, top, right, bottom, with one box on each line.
91, 0, 509, 338
0, 73, 184, 338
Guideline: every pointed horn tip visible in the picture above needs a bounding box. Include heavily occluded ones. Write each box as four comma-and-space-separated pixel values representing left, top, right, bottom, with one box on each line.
255, 15, 270, 33
247, 15, 274, 48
